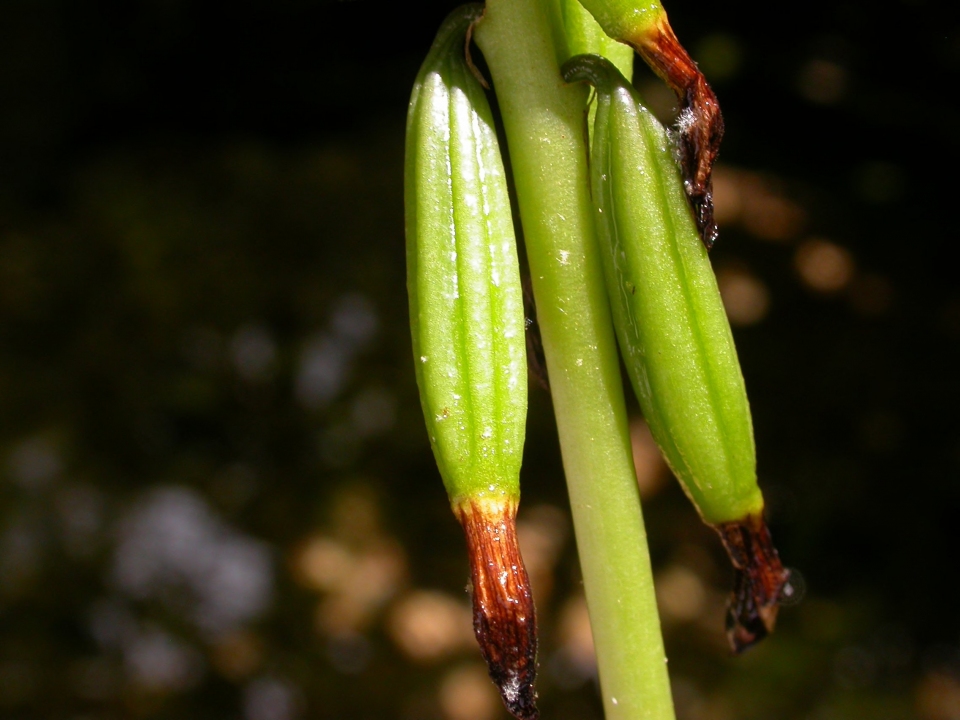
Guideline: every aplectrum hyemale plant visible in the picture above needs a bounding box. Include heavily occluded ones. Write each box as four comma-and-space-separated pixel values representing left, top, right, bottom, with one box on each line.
405, 2, 790, 719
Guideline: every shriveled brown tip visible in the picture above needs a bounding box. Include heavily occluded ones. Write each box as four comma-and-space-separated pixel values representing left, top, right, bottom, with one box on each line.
631, 16, 724, 250
677, 74, 723, 250
455, 500, 539, 720
715, 513, 790, 654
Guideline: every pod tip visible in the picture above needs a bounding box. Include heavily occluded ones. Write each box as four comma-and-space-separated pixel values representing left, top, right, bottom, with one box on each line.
715, 513, 790, 654
456, 500, 539, 720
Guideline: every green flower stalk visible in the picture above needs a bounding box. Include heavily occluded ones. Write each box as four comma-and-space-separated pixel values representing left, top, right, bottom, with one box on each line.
475, 1, 675, 718
574, 0, 725, 248
563, 54, 788, 652
555, 0, 633, 77
553, 0, 634, 143
404, 7, 537, 718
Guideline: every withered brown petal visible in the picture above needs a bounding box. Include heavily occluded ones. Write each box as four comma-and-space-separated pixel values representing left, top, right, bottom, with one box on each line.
715, 513, 791, 653
631, 15, 724, 250
456, 501, 539, 720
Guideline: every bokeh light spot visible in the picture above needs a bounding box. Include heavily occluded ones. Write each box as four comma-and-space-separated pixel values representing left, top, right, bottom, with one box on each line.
795, 238, 855, 293
916, 672, 960, 720
438, 664, 500, 720
656, 565, 707, 623
798, 59, 848, 104
557, 594, 596, 679
294, 537, 352, 592
387, 591, 473, 662
716, 265, 771, 326
712, 167, 806, 241
630, 417, 669, 499
517, 504, 568, 602
210, 631, 262, 681
243, 676, 301, 720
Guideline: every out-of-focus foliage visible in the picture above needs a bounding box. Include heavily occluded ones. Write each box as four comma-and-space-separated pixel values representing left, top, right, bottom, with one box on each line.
1, 1, 958, 719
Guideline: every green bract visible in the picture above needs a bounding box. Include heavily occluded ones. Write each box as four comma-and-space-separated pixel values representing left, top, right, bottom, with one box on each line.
405, 5, 527, 509
563, 54, 762, 525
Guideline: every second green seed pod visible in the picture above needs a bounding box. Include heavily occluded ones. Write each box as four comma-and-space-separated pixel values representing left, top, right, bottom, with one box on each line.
563, 54, 788, 652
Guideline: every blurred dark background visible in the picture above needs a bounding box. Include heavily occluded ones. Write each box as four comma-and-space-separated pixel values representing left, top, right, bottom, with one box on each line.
1, 1, 958, 718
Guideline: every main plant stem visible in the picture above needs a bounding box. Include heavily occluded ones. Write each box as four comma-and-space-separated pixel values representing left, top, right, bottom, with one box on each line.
475, 2, 675, 718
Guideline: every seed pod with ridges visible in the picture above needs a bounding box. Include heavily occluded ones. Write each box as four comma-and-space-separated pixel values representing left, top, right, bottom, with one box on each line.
405, 6, 537, 718
562, 54, 788, 653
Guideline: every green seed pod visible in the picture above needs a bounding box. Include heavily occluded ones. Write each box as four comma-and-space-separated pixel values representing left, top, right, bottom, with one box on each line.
562, 54, 787, 652
405, 6, 537, 717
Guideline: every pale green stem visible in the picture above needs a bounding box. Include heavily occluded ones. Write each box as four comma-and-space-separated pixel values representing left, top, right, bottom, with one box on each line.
474, 2, 675, 719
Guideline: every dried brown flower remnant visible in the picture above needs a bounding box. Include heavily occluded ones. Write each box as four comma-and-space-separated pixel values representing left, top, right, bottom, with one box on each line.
716, 513, 790, 653
455, 500, 539, 720
629, 14, 724, 249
